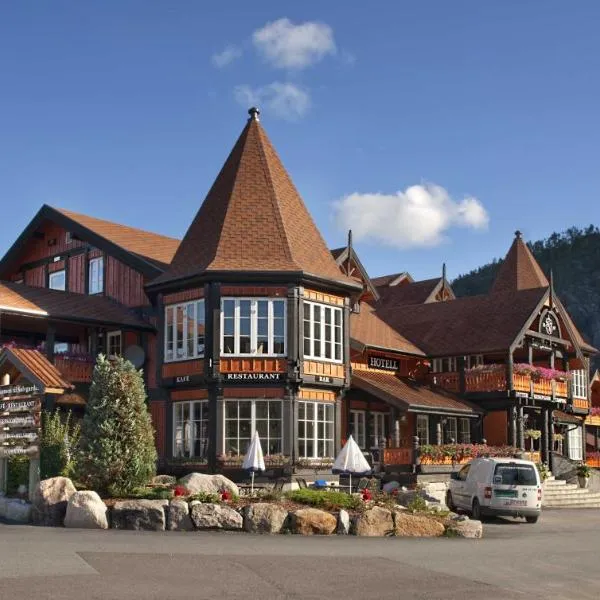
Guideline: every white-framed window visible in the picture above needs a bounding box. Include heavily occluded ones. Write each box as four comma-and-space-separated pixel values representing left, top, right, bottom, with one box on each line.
445, 417, 458, 443
165, 300, 205, 362
416, 414, 429, 445
568, 426, 583, 461
444, 357, 457, 372
298, 401, 335, 459
459, 418, 471, 444
54, 342, 69, 354
88, 256, 104, 294
221, 298, 286, 357
173, 400, 209, 459
350, 410, 366, 448
49, 270, 66, 291
303, 301, 343, 363
465, 355, 483, 369
571, 369, 587, 399
107, 330, 122, 358
432, 359, 443, 373
369, 412, 387, 448
224, 399, 282, 456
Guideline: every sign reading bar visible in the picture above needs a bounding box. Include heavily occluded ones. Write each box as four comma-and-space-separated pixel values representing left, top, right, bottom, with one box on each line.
368, 356, 399, 372
316, 375, 333, 384
225, 373, 282, 382
0, 384, 40, 398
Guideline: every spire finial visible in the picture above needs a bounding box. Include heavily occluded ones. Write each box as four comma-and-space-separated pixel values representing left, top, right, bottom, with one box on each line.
550, 269, 555, 305
248, 106, 260, 122
515, 230, 522, 239
442, 262, 447, 280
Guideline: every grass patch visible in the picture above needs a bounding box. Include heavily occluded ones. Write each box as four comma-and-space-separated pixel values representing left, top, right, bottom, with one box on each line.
126, 486, 173, 500
286, 488, 362, 511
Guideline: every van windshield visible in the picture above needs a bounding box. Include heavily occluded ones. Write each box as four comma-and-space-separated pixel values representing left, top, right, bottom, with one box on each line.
493, 464, 537, 486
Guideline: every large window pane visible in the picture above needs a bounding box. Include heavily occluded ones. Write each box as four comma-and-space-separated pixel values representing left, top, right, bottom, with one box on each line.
303, 301, 343, 363
173, 400, 209, 459
165, 299, 206, 362
297, 401, 334, 459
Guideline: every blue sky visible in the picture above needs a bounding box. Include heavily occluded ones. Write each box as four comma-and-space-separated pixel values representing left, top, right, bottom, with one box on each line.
1, 1, 598, 281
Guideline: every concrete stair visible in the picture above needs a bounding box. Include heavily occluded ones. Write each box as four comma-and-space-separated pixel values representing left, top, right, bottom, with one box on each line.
542, 475, 600, 508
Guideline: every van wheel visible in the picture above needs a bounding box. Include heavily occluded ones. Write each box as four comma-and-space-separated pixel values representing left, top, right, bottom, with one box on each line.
445, 491, 456, 512
525, 516, 539, 524
472, 499, 482, 521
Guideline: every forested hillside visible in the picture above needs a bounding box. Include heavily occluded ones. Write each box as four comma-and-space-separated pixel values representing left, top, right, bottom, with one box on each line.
452, 226, 600, 371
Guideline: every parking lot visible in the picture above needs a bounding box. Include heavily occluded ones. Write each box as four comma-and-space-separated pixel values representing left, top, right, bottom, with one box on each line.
0, 509, 598, 600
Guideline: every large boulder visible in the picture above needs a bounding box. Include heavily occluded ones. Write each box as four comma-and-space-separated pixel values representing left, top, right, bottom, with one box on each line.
353, 506, 394, 537
4, 499, 32, 524
446, 516, 483, 539
167, 499, 195, 531
337, 509, 350, 535
111, 499, 169, 531
32, 477, 77, 526
393, 511, 445, 537
291, 508, 337, 535
242, 503, 288, 534
178, 473, 239, 497
64, 491, 108, 530
189, 502, 242, 530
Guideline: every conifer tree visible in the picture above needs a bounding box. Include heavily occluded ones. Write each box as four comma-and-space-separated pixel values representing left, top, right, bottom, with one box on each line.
75, 355, 157, 495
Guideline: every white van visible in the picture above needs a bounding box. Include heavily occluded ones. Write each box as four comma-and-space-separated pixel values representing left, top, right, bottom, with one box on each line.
446, 457, 542, 523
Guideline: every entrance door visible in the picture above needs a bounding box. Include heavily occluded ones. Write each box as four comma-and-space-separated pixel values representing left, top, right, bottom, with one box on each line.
568, 426, 583, 461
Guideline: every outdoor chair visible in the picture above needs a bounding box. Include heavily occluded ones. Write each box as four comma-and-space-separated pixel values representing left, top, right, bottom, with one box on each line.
272, 477, 287, 492
295, 477, 308, 489
355, 477, 370, 492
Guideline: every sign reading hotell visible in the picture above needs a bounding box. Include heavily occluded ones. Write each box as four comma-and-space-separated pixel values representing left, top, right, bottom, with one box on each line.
368, 356, 399, 371
0, 384, 41, 459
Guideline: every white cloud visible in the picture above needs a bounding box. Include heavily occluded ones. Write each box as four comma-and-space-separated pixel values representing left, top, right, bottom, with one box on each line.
332, 183, 489, 249
234, 82, 311, 121
252, 18, 336, 69
211, 45, 242, 68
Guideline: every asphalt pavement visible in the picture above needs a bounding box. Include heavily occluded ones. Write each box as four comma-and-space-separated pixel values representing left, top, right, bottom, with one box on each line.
0, 509, 598, 600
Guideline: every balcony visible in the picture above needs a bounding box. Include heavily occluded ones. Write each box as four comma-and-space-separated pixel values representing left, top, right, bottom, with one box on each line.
431, 364, 573, 401
54, 354, 95, 383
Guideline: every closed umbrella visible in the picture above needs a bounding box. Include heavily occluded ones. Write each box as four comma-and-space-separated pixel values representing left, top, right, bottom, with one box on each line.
242, 431, 266, 494
332, 435, 371, 492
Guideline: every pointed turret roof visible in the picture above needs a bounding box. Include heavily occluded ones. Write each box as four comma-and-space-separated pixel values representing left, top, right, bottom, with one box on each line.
152, 108, 358, 289
490, 230, 549, 294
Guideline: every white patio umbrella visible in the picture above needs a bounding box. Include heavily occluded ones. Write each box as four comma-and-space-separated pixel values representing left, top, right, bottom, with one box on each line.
332, 435, 372, 492
242, 431, 266, 494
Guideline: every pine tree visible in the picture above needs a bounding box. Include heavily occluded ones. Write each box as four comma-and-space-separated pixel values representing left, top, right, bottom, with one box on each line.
75, 355, 157, 496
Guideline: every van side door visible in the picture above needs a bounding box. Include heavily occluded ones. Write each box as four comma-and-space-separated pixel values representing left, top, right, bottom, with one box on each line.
452, 464, 471, 508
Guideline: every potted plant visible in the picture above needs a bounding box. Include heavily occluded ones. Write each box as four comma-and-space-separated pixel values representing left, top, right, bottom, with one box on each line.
524, 429, 542, 451
576, 463, 591, 488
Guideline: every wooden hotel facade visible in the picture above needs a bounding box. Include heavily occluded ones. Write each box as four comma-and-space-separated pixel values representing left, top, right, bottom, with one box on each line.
0, 108, 596, 480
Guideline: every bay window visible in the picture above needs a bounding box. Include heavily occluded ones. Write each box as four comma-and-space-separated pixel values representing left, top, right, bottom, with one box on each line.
303, 301, 343, 362
165, 300, 205, 362
221, 298, 286, 356
416, 414, 429, 445
350, 410, 366, 448
224, 399, 282, 456
173, 400, 209, 459
369, 412, 387, 448
571, 369, 587, 399
88, 256, 104, 294
298, 401, 335, 458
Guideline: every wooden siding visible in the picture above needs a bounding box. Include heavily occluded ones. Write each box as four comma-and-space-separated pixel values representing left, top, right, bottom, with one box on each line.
24, 265, 45, 287
298, 388, 337, 402
146, 332, 157, 389
150, 400, 167, 457
13, 221, 86, 265
221, 286, 287, 297
68, 254, 85, 293
47, 260, 65, 274
303, 360, 344, 379
484, 411, 508, 446
302, 289, 345, 306
163, 289, 204, 304
162, 359, 204, 379
220, 358, 286, 373
171, 388, 209, 401
105, 255, 148, 307
223, 387, 285, 398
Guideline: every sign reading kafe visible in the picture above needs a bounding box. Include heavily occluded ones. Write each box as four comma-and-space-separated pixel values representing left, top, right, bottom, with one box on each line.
225, 372, 282, 382
368, 356, 399, 372
0, 384, 41, 459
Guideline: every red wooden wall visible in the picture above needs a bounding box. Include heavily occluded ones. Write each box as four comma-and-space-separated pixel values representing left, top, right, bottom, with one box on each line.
106, 256, 149, 307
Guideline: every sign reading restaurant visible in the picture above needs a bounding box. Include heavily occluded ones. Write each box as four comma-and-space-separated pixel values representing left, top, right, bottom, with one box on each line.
368, 356, 399, 372
225, 373, 282, 382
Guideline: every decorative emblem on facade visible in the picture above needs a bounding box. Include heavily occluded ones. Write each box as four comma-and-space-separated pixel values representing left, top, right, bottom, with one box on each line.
539, 310, 560, 338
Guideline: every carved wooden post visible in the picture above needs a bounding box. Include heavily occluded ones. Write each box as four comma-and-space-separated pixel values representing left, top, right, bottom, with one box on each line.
510, 406, 517, 448
412, 435, 420, 475
517, 404, 525, 450
542, 407, 550, 466
436, 420, 442, 446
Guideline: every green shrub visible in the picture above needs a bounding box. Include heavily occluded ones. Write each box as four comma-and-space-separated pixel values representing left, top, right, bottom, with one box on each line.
127, 486, 173, 500
406, 495, 428, 513
40, 410, 81, 480
286, 488, 362, 511
188, 491, 221, 504
74, 355, 157, 496
6, 456, 29, 496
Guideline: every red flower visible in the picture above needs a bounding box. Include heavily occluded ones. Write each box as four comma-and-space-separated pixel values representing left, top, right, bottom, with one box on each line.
221, 490, 231, 501
362, 489, 372, 501
173, 485, 188, 497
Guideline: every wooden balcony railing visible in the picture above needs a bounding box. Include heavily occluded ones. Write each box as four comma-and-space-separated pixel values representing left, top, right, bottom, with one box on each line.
382, 447, 413, 465
54, 355, 94, 383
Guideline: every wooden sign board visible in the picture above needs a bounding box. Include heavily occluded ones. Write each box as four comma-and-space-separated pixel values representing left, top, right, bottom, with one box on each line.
0, 387, 42, 460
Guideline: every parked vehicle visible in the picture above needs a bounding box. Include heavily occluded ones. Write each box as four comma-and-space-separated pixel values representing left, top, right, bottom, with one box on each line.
446, 457, 542, 523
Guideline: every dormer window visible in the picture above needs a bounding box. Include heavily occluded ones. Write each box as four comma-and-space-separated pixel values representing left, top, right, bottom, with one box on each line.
48, 270, 66, 291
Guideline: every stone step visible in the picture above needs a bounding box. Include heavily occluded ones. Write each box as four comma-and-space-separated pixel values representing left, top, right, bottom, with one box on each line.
543, 500, 600, 508
543, 487, 588, 496
543, 479, 568, 487
543, 492, 600, 501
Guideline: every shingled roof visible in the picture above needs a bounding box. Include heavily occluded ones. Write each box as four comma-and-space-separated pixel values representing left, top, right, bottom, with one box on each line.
0, 282, 153, 330
152, 109, 359, 290
0, 347, 72, 391
491, 231, 549, 294
377, 277, 446, 307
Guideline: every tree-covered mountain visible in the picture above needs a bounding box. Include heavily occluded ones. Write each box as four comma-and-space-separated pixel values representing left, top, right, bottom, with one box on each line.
452, 226, 600, 371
